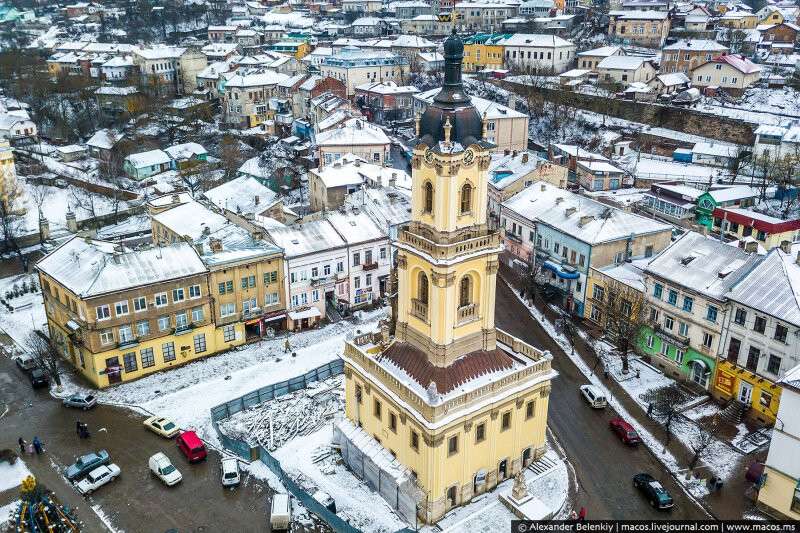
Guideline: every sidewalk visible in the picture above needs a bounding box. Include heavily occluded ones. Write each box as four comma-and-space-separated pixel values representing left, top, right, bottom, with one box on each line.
500, 265, 760, 520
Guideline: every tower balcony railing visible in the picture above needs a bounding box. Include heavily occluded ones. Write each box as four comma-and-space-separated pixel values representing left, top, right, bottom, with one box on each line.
410, 298, 428, 322
398, 224, 501, 261
456, 303, 478, 325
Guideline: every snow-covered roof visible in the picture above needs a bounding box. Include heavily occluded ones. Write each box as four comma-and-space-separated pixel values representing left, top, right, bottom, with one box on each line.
355, 81, 419, 94
164, 142, 206, 161
577, 45, 621, 57
392, 34, 435, 48
135, 46, 185, 60
609, 9, 668, 19
578, 160, 624, 173
86, 129, 122, 150
195, 219, 282, 267
652, 183, 705, 200
415, 88, 526, 120
327, 210, 386, 244
153, 200, 230, 241
267, 219, 347, 258
654, 72, 690, 86
489, 150, 544, 189
503, 181, 671, 245
225, 69, 290, 88
101, 55, 134, 67
663, 39, 728, 51
36, 237, 206, 298
595, 258, 647, 292
315, 118, 390, 147
126, 149, 170, 169
417, 51, 444, 63
497, 33, 574, 48
696, 54, 761, 74
312, 153, 411, 190
781, 362, 800, 391
204, 175, 279, 215
551, 143, 608, 161
597, 55, 652, 70
344, 186, 411, 229
692, 142, 739, 158
644, 231, 759, 300
95, 86, 138, 96
706, 185, 759, 203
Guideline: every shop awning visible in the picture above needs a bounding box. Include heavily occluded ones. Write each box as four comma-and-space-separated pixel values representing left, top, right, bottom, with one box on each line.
288, 308, 322, 321
542, 260, 580, 280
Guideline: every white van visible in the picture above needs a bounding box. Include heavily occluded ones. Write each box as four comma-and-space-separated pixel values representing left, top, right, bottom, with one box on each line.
270, 493, 292, 530
220, 457, 240, 487
579, 384, 607, 408
148, 452, 182, 486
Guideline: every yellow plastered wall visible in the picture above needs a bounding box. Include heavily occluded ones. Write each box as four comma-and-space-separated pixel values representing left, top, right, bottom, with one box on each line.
758, 466, 800, 520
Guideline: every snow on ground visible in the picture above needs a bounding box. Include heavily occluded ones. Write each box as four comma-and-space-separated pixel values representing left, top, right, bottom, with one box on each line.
58, 308, 387, 448
91, 504, 122, 533
425, 449, 569, 532
0, 274, 46, 349
508, 283, 712, 501
275, 423, 408, 533
0, 458, 32, 492
0, 500, 20, 529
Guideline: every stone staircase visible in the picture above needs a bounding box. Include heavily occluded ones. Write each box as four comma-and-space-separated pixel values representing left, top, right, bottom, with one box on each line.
527, 451, 560, 477
719, 400, 748, 426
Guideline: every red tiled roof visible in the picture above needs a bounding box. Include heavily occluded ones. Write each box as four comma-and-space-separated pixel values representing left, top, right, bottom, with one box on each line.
378, 342, 517, 394
713, 207, 800, 234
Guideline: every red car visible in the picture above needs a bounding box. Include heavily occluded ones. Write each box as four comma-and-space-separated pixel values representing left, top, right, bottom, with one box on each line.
176, 430, 207, 463
609, 417, 642, 445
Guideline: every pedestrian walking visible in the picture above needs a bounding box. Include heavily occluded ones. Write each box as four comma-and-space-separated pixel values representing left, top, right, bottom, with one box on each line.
18, 437, 26, 455
284, 338, 291, 353
647, 403, 653, 418
26, 442, 34, 455
80, 423, 90, 439
32, 436, 43, 455
569, 510, 578, 521
578, 507, 586, 521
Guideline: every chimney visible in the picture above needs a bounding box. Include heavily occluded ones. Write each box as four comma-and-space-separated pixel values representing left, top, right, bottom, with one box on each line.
781, 240, 791, 254
522, 153, 529, 164
744, 240, 758, 254
389, 172, 397, 188
565, 207, 577, 216
512, 150, 518, 157
354, 160, 361, 167
255, 195, 260, 206
579, 215, 593, 226
209, 237, 223, 253
540, 183, 546, 191
194, 242, 204, 255
172, 193, 180, 204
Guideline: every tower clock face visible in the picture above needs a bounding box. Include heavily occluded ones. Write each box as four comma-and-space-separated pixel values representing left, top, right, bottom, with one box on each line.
425, 149, 434, 164
463, 148, 475, 165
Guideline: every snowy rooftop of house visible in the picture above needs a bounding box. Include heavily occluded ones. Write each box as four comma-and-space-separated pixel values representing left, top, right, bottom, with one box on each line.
147, 192, 192, 208
728, 242, 800, 325
503, 181, 671, 245
392, 34, 435, 48
197, 61, 231, 79
238, 156, 274, 180
86, 129, 122, 150
701, 54, 761, 74
36, 237, 206, 298
692, 142, 739, 158
781, 362, 800, 391
497, 33, 574, 47
354, 80, 419, 94
577, 45, 621, 57
343, 186, 411, 229
279, 74, 307, 88
226, 68, 290, 88
551, 143, 608, 161
415, 88, 527, 120
315, 118, 390, 146
126, 149, 170, 168
489, 150, 543, 189
577, 160, 624, 173
317, 110, 350, 132
654, 72, 690, 86
95, 86, 138, 96
609, 10, 669, 19
598, 55, 651, 70
152, 200, 230, 241
267, 219, 347, 258
164, 142, 206, 160
651, 183, 705, 200
645, 231, 759, 300
101, 55, 134, 67
706, 185, 759, 203
298, 74, 323, 91
663, 39, 728, 51
327, 210, 386, 244
196, 220, 282, 267
204, 175, 279, 215
201, 43, 239, 56
312, 153, 410, 189
417, 51, 444, 62
135, 46, 186, 60
595, 258, 648, 291
56, 144, 86, 154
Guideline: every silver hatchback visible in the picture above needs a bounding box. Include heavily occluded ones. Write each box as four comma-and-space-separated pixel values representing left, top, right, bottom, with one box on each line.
63, 392, 98, 410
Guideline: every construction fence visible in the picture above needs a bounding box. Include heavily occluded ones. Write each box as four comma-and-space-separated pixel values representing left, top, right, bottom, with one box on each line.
334, 423, 421, 526
209, 357, 412, 533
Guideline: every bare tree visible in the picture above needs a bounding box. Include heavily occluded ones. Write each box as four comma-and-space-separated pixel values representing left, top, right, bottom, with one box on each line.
219, 135, 246, 180
26, 331, 62, 389
599, 279, 647, 374
688, 416, 721, 473
648, 385, 685, 451
27, 181, 51, 218
0, 177, 29, 271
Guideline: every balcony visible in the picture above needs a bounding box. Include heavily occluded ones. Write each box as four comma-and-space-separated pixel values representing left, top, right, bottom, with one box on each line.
242, 307, 263, 321
652, 323, 690, 347
174, 323, 195, 335
456, 303, 479, 325
362, 261, 379, 271
410, 298, 428, 322
117, 337, 138, 349
311, 274, 335, 286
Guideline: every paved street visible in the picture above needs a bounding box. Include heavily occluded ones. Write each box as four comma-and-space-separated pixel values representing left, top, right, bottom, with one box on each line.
0, 350, 273, 533
495, 280, 708, 520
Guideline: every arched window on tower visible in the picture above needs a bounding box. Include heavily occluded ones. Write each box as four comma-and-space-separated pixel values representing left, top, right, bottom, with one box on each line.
460, 183, 472, 214
418, 271, 429, 304
423, 181, 434, 213
459, 276, 472, 308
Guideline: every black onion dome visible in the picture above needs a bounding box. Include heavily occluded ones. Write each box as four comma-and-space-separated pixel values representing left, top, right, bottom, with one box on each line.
416, 30, 484, 149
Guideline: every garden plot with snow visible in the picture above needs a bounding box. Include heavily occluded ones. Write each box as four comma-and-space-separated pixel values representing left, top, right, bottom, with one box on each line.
0, 274, 47, 349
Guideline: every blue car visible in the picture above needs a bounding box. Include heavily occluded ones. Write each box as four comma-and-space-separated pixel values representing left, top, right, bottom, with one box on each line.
65, 450, 110, 481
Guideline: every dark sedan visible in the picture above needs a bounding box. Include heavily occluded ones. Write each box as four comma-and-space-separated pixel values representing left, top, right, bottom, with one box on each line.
633, 473, 674, 510
29, 368, 49, 388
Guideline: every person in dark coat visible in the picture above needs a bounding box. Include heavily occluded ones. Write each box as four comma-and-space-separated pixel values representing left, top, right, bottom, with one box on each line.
32, 436, 43, 454
18, 437, 25, 454
76, 420, 82, 436
80, 423, 90, 438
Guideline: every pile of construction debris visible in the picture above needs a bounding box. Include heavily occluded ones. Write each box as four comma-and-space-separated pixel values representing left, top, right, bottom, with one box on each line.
218, 376, 344, 451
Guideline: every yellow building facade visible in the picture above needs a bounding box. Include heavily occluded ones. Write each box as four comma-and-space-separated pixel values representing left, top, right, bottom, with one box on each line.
463, 34, 506, 72
341, 34, 555, 524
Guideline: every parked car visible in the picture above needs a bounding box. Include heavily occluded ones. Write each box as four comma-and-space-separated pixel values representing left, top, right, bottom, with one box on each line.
15, 354, 37, 372
221, 457, 241, 487
66, 450, 110, 481
143, 416, 180, 438
312, 490, 336, 513
29, 368, 49, 388
176, 430, 207, 463
148, 452, 182, 486
609, 417, 642, 445
579, 384, 607, 408
63, 393, 97, 410
76, 464, 120, 495
270, 493, 292, 530
633, 473, 674, 510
